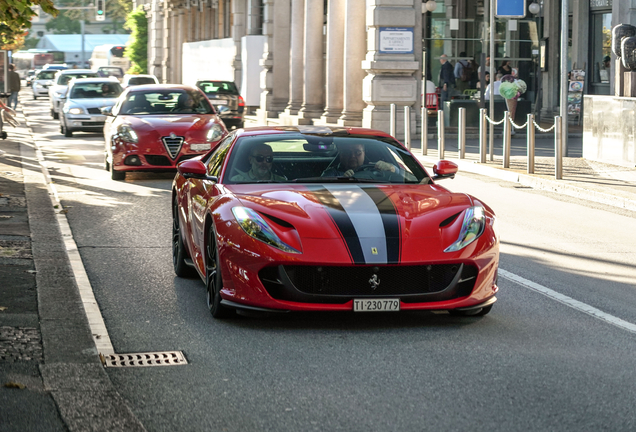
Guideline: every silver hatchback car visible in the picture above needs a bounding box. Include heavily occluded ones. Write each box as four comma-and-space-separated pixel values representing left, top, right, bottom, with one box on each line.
59, 78, 123, 137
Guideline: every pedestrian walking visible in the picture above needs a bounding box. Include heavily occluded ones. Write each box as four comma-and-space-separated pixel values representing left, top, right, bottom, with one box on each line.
7, 64, 20, 110
438, 54, 455, 106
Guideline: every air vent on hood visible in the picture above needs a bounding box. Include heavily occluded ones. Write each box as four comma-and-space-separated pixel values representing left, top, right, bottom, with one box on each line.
162, 135, 184, 159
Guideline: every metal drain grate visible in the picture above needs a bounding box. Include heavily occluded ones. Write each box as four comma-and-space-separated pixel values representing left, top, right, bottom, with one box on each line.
101, 351, 188, 368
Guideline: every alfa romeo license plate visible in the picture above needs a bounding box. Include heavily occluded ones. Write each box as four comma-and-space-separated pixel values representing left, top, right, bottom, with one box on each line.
353, 299, 400, 312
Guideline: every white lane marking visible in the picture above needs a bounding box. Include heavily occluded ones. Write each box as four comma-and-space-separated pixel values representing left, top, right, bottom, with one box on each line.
27, 126, 115, 355
500, 268, 636, 334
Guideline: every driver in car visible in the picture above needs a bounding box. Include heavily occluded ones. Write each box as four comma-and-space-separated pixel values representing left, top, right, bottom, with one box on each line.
231, 143, 286, 182
321, 142, 400, 177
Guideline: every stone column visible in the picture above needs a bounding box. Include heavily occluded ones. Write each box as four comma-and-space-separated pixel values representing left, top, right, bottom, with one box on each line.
257, 0, 291, 123
320, 0, 345, 123
298, 0, 325, 122
161, 1, 172, 84
231, 0, 247, 87
362, 1, 419, 138
338, 0, 366, 126
148, 0, 163, 80
283, 0, 305, 117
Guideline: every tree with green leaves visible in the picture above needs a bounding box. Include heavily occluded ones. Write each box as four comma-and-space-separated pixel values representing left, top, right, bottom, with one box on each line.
124, 6, 147, 74
0, 0, 57, 48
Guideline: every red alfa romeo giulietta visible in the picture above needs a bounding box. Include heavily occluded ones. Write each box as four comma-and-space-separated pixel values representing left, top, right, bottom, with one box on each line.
172, 126, 500, 318
103, 84, 228, 180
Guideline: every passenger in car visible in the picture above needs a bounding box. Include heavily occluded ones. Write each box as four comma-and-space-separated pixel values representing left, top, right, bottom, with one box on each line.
172, 93, 196, 113
124, 94, 152, 113
231, 143, 286, 182
321, 142, 401, 177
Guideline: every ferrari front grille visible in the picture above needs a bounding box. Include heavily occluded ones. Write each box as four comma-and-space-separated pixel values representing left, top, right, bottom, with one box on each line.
162, 136, 184, 159
259, 264, 478, 304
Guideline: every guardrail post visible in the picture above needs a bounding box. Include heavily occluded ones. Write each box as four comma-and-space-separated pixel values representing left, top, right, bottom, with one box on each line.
503, 111, 511, 168
458, 107, 466, 159
527, 113, 535, 174
438, 109, 445, 159
404, 106, 411, 151
390, 103, 396, 137
479, 108, 487, 163
421, 106, 428, 155
555, 116, 563, 179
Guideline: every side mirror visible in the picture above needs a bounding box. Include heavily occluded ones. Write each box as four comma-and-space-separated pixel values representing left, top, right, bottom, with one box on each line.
177, 159, 217, 181
101, 106, 113, 116
432, 160, 458, 180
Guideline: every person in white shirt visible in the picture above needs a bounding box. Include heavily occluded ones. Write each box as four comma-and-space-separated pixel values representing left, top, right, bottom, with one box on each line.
484, 73, 503, 100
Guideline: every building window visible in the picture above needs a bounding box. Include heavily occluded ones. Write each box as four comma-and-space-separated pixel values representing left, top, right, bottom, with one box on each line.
590, 11, 611, 94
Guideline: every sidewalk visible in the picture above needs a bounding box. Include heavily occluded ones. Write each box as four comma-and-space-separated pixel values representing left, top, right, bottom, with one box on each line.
0, 107, 144, 431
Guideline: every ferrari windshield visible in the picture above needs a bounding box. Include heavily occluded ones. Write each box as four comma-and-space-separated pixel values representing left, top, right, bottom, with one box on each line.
119, 90, 214, 115
223, 133, 431, 184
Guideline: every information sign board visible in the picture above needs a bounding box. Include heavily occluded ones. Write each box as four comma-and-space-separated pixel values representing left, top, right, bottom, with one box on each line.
496, 0, 526, 18
379, 27, 414, 54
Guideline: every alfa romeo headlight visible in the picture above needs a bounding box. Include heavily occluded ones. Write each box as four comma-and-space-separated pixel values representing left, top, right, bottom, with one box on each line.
117, 124, 138, 143
206, 124, 224, 142
444, 206, 486, 252
232, 207, 300, 254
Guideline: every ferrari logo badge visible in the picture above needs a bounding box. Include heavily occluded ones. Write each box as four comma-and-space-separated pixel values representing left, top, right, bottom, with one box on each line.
371, 247, 378, 255
368, 274, 380, 290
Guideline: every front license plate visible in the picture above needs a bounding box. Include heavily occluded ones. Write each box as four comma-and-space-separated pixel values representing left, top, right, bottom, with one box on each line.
190, 143, 211, 151
353, 299, 400, 312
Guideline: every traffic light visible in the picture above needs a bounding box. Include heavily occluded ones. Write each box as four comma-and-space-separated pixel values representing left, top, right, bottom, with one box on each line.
95, 0, 105, 21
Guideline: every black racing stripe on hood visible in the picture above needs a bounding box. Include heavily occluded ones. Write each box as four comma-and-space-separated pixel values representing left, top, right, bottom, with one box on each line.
361, 186, 401, 264
306, 186, 365, 264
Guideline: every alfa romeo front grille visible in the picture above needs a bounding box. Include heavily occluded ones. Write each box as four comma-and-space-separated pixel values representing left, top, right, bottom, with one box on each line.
162, 136, 184, 159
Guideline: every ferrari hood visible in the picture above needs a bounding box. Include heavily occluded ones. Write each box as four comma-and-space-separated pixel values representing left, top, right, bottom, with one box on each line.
231, 184, 475, 263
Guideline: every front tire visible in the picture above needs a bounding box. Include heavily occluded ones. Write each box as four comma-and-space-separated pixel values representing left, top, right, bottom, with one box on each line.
51, 109, 58, 120
110, 163, 125, 180
172, 197, 195, 277
206, 227, 233, 319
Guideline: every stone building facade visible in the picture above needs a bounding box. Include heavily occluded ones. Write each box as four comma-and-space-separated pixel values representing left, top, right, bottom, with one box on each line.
133, 0, 636, 137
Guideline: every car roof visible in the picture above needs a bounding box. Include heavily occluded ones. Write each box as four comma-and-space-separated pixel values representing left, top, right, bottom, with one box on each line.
124, 84, 199, 92
58, 69, 96, 75
69, 77, 121, 84
232, 125, 395, 140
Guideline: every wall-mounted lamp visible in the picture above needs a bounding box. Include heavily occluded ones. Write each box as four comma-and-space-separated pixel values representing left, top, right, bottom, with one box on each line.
421, 1, 437, 13
529, 2, 541, 15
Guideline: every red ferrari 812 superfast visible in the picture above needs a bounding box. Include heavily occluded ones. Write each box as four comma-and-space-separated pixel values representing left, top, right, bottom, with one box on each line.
172, 126, 499, 318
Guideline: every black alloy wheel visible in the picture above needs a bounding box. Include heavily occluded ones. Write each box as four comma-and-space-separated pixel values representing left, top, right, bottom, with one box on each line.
172, 197, 195, 277
206, 227, 233, 318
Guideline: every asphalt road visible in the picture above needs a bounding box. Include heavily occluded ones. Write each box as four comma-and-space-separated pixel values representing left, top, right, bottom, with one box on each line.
22, 94, 636, 431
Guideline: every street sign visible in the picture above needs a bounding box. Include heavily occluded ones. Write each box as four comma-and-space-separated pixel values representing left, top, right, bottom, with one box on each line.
496, 0, 526, 18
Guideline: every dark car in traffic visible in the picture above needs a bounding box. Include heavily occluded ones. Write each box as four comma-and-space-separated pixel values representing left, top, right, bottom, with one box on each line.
196, 80, 245, 130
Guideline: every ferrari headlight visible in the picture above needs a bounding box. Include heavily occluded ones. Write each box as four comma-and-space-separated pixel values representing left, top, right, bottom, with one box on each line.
69, 108, 84, 115
206, 124, 224, 142
117, 124, 139, 143
444, 206, 486, 252
232, 207, 300, 254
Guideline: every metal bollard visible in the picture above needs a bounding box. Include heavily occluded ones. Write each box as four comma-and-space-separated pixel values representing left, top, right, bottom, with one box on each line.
458, 107, 466, 159
479, 108, 487, 163
503, 111, 511, 168
390, 103, 396, 137
437, 109, 445, 159
555, 116, 562, 179
527, 114, 535, 174
404, 106, 411, 151
421, 106, 428, 155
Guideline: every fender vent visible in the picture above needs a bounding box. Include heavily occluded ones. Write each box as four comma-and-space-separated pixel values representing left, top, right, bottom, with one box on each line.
101, 351, 188, 368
